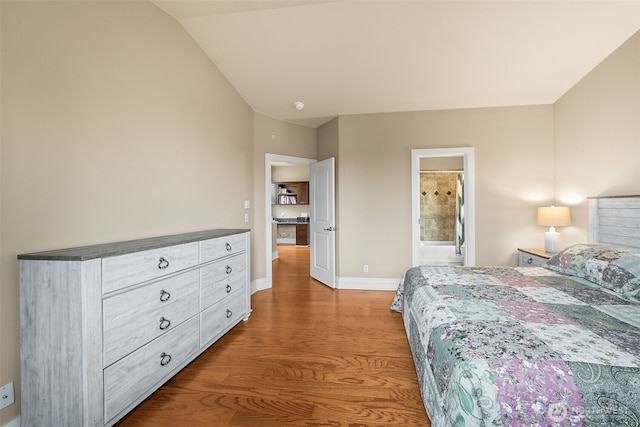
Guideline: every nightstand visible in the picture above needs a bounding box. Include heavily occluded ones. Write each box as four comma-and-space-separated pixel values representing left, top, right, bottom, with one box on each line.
517, 248, 553, 267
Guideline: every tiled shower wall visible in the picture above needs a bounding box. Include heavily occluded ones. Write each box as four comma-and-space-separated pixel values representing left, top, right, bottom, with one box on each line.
420, 172, 460, 241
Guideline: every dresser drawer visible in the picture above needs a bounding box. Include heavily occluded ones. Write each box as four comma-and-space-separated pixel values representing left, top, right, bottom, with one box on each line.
104, 315, 199, 423
102, 242, 199, 294
200, 291, 247, 347
201, 254, 247, 310
103, 269, 200, 367
200, 233, 246, 263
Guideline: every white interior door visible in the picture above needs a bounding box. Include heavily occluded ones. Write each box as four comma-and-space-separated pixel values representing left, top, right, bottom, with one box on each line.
310, 158, 336, 288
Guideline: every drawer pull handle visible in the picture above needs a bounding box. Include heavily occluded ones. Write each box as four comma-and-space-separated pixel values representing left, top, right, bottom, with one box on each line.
159, 317, 171, 330
160, 352, 172, 366
226, 284, 232, 293
158, 257, 170, 270
160, 289, 171, 302
226, 309, 233, 319
527, 257, 533, 265
225, 242, 232, 251
226, 265, 233, 274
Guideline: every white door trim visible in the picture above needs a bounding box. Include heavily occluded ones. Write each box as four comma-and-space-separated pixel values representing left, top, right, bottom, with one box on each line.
411, 148, 476, 267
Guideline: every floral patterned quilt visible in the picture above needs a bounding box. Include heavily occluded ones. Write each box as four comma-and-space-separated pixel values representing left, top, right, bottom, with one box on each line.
391, 265, 640, 427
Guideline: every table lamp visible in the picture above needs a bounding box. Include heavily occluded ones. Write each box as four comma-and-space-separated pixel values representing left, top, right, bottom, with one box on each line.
537, 206, 571, 253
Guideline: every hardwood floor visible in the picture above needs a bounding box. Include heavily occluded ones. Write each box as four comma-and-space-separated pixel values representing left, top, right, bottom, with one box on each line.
116, 245, 431, 426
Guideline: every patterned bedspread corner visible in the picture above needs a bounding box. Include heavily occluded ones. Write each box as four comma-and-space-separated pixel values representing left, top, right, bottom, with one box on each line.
393, 265, 640, 426
390, 268, 414, 313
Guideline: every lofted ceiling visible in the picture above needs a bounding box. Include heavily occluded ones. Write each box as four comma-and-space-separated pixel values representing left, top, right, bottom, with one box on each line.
152, 0, 640, 128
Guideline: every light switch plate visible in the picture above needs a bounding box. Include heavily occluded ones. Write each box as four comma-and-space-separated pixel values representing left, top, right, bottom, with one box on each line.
0, 381, 14, 410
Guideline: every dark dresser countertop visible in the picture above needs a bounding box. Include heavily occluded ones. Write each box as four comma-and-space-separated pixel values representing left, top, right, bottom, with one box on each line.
18, 229, 250, 261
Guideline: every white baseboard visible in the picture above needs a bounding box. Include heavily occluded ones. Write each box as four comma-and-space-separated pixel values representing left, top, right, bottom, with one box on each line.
251, 277, 271, 294
4, 416, 20, 427
335, 276, 401, 291
251, 276, 401, 293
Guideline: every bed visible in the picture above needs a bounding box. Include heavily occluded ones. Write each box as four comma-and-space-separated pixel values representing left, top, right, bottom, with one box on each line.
392, 196, 640, 426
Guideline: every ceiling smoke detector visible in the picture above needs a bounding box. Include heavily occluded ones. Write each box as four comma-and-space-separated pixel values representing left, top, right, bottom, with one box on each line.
294, 101, 304, 111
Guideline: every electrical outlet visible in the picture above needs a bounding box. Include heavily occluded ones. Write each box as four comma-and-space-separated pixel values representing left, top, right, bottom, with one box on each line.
0, 381, 15, 410
244, 200, 250, 209
244, 213, 249, 223
363, 265, 369, 273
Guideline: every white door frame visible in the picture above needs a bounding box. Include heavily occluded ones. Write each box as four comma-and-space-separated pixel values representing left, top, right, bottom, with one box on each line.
411, 148, 476, 267
265, 153, 316, 288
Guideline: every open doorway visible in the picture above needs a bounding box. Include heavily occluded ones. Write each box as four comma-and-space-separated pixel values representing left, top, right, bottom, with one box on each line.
272, 166, 311, 247
264, 154, 316, 288
411, 148, 476, 267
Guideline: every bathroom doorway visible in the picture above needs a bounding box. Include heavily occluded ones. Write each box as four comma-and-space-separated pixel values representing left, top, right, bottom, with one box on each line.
411, 148, 475, 267
420, 167, 464, 265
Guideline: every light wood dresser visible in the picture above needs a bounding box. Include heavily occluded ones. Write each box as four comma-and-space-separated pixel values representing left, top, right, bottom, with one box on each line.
18, 229, 250, 426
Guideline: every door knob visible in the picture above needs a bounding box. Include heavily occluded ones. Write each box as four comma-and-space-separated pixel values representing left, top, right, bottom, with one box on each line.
324, 226, 335, 231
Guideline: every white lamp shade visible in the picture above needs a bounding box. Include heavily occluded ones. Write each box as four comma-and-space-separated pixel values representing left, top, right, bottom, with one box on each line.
537, 206, 571, 227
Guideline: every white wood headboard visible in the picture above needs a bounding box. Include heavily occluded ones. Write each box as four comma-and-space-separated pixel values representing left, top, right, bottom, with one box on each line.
588, 195, 640, 250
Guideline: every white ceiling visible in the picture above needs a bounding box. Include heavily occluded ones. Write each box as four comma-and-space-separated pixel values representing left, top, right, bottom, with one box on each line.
152, 0, 640, 128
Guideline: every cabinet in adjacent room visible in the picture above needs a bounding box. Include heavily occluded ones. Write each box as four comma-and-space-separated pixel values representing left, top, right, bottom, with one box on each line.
275, 181, 309, 205
296, 223, 309, 245
19, 229, 250, 426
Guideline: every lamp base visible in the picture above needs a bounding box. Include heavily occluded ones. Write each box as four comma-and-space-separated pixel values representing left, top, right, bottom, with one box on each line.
545, 227, 559, 253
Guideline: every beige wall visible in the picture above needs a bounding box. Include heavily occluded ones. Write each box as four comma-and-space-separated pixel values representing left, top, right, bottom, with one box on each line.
329, 31, 640, 280
317, 117, 340, 161
0, 1, 253, 423
421, 156, 464, 170
252, 113, 316, 280
335, 106, 555, 278
272, 165, 310, 182
555, 30, 640, 246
